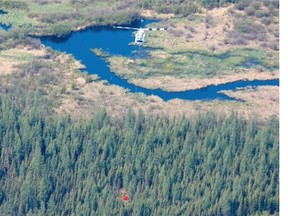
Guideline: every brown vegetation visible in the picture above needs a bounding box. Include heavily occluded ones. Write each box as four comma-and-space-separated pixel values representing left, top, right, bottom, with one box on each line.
146, 3, 278, 53
140, 9, 174, 19
0, 2, 279, 121
219, 86, 279, 119
0, 42, 278, 121
57, 78, 279, 121
129, 70, 278, 92
0, 46, 46, 75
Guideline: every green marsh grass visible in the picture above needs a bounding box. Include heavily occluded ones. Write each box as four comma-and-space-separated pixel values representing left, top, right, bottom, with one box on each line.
108, 48, 279, 81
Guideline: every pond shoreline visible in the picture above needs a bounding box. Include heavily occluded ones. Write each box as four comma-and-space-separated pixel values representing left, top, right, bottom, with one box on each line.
0, 9, 11, 31
1, 9, 279, 102
0, 8, 144, 37
113, 76, 279, 93
40, 24, 279, 101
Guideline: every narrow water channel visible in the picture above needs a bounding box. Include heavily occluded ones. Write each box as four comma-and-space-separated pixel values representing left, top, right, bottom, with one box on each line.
40, 22, 278, 101
0, 10, 279, 101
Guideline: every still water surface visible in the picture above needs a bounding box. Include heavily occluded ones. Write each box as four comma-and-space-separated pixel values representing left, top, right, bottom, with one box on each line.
0, 10, 11, 31
2, 16, 277, 101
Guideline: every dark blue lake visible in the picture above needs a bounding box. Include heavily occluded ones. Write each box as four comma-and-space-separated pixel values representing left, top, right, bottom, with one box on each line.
18, 18, 279, 101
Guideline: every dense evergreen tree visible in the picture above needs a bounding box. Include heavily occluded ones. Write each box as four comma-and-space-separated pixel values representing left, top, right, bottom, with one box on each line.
0, 94, 279, 215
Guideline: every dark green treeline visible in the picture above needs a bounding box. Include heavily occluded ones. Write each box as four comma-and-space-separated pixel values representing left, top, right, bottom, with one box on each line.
0, 95, 278, 215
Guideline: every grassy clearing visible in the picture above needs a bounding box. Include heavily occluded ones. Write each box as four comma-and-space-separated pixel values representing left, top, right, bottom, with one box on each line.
108, 48, 278, 81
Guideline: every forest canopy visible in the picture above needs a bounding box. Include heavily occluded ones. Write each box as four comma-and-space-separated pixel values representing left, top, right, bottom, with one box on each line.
0, 0, 279, 215
0, 93, 279, 215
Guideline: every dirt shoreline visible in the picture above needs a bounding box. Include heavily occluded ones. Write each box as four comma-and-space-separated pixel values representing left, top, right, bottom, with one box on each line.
127, 71, 279, 92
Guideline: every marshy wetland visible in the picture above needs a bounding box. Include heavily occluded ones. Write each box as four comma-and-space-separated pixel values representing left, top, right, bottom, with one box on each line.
0, 1, 280, 215
40, 25, 279, 101
0, 0, 279, 119
38, 10, 278, 100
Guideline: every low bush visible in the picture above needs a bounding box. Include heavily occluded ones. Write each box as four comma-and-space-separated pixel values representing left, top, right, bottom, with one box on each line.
260, 17, 272, 26
268, 42, 279, 51
28, 38, 42, 50
272, 28, 279, 38
205, 15, 214, 28
257, 33, 267, 42
255, 10, 270, 18
271, 0, 279, 9
227, 18, 269, 44
226, 31, 248, 45
234, 1, 249, 10
168, 29, 184, 37
32, 0, 49, 5
50, 24, 71, 37
0, 1, 28, 10
267, 5, 279, 16
227, 7, 235, 15
186, 33, 193, 39
244, 6, 256, 16
236, 19, 266, 34
234, 19, 262, 34
251, 2, 261, 10
263, 0, 271, 7
188, 26, 196, 33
